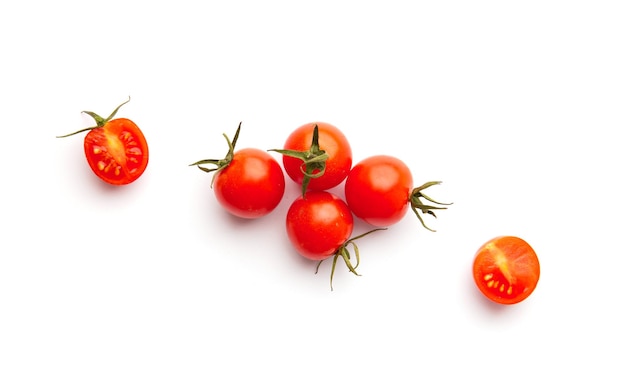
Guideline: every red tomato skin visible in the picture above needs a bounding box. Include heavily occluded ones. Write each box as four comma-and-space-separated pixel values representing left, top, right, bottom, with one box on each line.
282, 122, 352, 191
213, 148, 285, 219
472, 236, 541, 305
286, 191, 354, 260
83, 118, 149, 186
344, 155, 413, 227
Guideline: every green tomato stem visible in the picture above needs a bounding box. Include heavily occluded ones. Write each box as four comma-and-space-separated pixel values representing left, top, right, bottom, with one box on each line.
316, 227, 387, 291
269, 124, 329, 197
56, 97, 131, 138
409, 181, 452, 232
189, 122, 241, 187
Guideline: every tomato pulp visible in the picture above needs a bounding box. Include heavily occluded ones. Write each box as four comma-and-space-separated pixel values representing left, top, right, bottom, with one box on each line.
472, 236, 540, 305
83, 118, 149, 186
57, 98, 149, 186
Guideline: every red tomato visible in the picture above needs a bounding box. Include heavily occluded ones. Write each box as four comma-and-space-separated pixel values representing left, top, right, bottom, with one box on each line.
472, 236, 540, 305
286, 190, 387, 290
285, 190, 353, 261
57, 98, 149, 186
344, 155, 449, 230
276, 122, 352, 194
213, 148, 285, 218
191, 123, 285, 219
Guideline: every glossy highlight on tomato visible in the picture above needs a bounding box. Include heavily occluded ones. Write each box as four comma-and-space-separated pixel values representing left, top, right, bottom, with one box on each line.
57, 98, 149, 186
472, 236, 540, 305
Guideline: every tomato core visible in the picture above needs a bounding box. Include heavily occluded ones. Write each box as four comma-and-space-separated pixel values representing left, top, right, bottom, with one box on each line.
84, 118, 149, 185
472, 236, 540, 305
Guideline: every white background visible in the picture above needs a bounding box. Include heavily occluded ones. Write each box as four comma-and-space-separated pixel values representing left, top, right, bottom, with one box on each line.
2, 1, 625, 381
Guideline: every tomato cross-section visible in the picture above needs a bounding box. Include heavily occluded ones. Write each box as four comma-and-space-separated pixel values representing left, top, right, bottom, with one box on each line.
472, 236, 540, 305
84, 118, 149, 185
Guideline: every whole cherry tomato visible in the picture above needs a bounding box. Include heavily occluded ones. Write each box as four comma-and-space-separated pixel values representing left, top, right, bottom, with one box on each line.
344, 155, 449, 231
472, 236, 540, 305
285, 190, 385, 290
57, 97, 149, 186
272, 122, 352, 195
286, 190, 354, 261
191, 123, 285, 219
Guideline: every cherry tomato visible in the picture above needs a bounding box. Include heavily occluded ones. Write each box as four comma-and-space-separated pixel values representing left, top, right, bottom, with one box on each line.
213, 148, 285, 218
286, 190, 388, 290
344, 155, 449, 230
285, 190, 353, 261
57, 98, 149, 186
191, 123, 285, 219
273, 122, 352, 195
472, 236, 540, 305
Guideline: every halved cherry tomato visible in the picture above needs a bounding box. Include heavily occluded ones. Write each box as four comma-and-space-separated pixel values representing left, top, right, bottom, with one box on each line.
57, 97, 149, 186
272, 122, 352, 195
191, 123, 285, 219
344, 155, 449, 231
472, 236, 540, 305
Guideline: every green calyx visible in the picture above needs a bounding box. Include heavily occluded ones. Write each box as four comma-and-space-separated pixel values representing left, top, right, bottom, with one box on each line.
189, 122, 241, 187
316, 228, 387, 291
269, 124, 329, 197
410, 181, 452, 232
56, 97, 131, 138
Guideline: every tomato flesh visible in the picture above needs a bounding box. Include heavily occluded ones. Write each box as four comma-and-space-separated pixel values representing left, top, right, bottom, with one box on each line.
286, 191, 354, 260
213, 148, 285, 219
83, 118, 149, 186
472, 236, 540, 305
282, 122, 352, 191
344, 155, 413, 227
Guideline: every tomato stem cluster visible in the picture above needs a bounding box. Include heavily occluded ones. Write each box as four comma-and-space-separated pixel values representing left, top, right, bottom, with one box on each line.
56, 97, 131, 138
316, 228, 387, 291
269, 124, 329, 197
189, 122, 241, 187
410, 181, 452, 232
